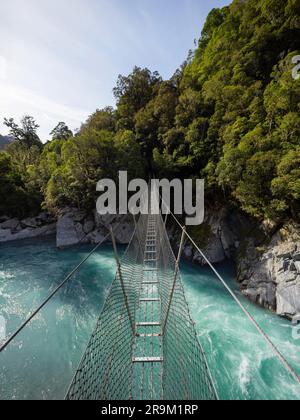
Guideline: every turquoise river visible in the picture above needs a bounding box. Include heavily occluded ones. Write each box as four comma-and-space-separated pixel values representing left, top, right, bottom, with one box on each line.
0, 237, 300, 400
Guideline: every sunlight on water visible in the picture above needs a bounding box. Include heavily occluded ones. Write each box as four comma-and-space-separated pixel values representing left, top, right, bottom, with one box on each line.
0, 238, 299, 400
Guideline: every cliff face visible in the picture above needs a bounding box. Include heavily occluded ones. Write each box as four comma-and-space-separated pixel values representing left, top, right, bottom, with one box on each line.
169, 206, 251, 266
237, 224, 300, 320
56, 208, 134, 248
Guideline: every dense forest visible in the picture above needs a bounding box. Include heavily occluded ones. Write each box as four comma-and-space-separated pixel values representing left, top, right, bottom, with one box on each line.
1, 0, 299, 223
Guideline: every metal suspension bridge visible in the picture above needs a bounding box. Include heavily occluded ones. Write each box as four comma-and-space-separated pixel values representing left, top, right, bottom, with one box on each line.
1, 183, 300, 400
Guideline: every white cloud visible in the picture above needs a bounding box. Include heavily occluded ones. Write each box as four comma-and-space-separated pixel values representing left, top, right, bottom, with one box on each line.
0, 81, 89, 140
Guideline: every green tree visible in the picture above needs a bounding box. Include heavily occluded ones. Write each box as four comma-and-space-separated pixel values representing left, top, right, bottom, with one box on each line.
114, 67, 162, 130
272, 148, 300, 218
0, 152, 41, 217
80, 107, 116, 133
135, 82, 178, 166
114, 130, 146, 179
50, 122, 73, 141
4, 116, 42, 149
45, 130, 117, 210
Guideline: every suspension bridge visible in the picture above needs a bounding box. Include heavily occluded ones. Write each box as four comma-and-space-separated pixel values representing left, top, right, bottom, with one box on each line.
1, 183, 300, 400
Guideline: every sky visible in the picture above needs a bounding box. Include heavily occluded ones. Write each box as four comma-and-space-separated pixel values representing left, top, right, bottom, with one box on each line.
0, 0, 230, 140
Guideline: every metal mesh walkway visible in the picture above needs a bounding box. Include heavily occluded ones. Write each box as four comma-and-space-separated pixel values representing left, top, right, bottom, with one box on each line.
132, 214, 163, 400
66, 192, 218, 400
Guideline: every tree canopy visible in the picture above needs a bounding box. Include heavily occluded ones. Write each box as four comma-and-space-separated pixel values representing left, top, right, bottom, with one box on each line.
50, 122, 73, 141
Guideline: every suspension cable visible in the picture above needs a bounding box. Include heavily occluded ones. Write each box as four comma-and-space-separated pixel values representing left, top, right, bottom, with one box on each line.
157, 193, 300, 387
0, 215, 128, 353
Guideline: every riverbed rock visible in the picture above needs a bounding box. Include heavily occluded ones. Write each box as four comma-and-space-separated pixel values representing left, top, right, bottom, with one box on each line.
0, 211, 57, 243
93, 210, 116, 229
93, 211, 135, 243
87, 230, 106, 244
237, 223, 300, 319
0, 218, 19, 231
295, 262, 300, 274
0, 228, 14, 241
16, 224, 56, 240
56, 208, 135, 248
83, 218, 95, 234
36, 211, 51, 223
177, 206, 250, 266
193, 234, 225, 265
0, 222, 56, 243
0, 215, 9, 223
183, 245, 193, 259
293, 252, 300, 262
56, 209, 89, 248
114, 222, 135, 245
21, 217, 39, 229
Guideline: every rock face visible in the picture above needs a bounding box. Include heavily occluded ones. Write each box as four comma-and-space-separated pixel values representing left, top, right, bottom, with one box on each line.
0, 212, 56, 243
171, 206, 249, 266
56, 208, 134, 248
56, 209, 87, 248
0, 208, 136, 248
237, 224, 300, 319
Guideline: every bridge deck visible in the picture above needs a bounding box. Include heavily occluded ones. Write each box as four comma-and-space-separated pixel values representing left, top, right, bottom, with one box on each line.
132, 215, 163, 400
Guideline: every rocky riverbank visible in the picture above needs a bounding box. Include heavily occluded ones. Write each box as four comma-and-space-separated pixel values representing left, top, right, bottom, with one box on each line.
237, 223, 300, 320
0, 208, 134, 247
0, 207, 299, 320
169, 206, 250, 266
0, 213, 56, 243
56, 208, 134, 247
